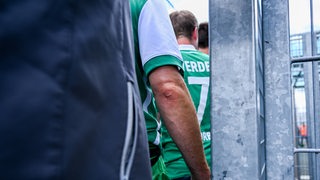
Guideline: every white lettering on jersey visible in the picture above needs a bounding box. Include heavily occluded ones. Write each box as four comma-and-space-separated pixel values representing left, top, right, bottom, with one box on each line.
183, 61, 210, 72
201, 132, 211, 141
188, 77, 209, 124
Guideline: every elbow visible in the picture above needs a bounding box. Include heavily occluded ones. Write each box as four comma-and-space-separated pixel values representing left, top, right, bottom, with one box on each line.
154, 81, 182, 100
149, 66, 187, 101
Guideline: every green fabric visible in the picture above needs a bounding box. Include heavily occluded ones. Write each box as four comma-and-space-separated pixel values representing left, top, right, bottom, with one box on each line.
152, 156, 170, 180
144, 55, 183, 77
129, 0, 183, 166
130, 0, 159, 150
162, 49, 211, 179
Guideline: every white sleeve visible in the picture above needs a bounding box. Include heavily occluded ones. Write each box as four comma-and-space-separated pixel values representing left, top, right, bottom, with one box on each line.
138, 0, 182, 66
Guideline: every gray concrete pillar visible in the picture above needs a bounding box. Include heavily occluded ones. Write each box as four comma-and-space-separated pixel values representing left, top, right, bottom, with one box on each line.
263, 0, 294, 179
210, 1, 260, 179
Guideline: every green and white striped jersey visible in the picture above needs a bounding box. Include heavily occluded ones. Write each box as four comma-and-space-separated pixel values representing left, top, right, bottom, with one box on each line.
162, 45, 211, 179
129, 0, 183, 161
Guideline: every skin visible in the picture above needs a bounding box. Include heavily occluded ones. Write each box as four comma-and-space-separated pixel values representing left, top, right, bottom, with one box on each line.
149, 65, 210, 180
177, 27, 198, 47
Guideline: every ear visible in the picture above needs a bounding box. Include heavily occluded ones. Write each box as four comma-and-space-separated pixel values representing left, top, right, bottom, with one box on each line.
191, 27, 198, 48
192, 27, 198, 41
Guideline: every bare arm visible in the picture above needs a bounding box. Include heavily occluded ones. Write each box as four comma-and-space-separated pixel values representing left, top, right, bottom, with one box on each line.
149, 65, 210, 180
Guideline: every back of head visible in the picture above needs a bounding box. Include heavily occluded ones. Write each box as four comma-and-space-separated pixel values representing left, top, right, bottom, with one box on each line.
198, 22, 209, 49
169, 10, 198, 40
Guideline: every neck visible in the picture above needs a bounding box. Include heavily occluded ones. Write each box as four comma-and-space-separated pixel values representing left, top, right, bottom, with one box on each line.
177, 36, 197, 48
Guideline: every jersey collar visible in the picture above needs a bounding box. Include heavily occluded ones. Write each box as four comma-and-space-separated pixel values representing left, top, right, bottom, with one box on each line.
179, 44, 197, 51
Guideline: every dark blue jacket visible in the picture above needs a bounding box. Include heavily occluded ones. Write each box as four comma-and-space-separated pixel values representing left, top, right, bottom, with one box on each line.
0, 0, 151, 179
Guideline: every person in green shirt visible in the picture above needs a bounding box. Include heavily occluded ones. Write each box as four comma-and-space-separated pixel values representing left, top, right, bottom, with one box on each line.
129, 1, 210, 180
162, 10, 211, 180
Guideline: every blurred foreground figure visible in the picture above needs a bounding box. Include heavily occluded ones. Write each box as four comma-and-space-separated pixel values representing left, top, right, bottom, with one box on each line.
0, 0, 151, 179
